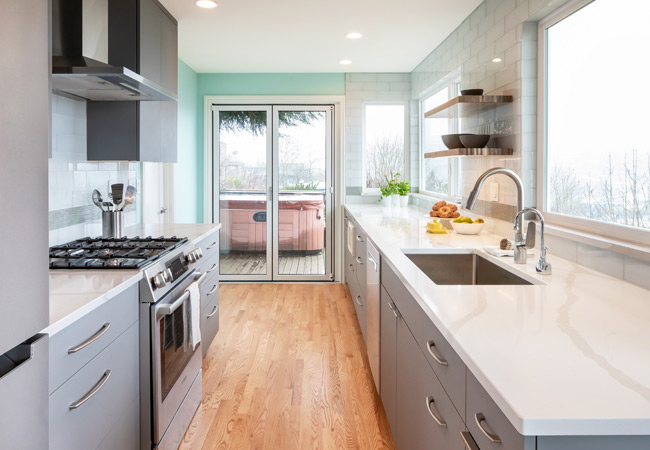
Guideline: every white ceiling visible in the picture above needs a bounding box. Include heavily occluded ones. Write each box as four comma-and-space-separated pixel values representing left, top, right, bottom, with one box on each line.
159, 0, 482, 73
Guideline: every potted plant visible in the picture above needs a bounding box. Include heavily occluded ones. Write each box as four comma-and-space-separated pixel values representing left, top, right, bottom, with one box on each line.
378, 183, 395, 207
397, 178, 410, 207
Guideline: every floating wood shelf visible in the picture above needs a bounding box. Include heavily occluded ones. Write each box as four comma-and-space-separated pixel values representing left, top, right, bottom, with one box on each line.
424, 95, 514, 119
424, 148, 514, 158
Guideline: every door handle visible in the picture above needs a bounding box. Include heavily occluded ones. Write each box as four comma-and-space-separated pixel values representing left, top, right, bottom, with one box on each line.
460, 431, 480, 450
69, 370, 112, 410
68, 323, 111, 354
475, 412, 502, 444
207, 304, 218, 318
427, 340, 448, 366
425, 396, 447, 428
160, 207, 168, 214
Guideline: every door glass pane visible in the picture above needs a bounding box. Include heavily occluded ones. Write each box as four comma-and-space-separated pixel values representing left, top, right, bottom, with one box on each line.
277, 110, 327, 276
218, 110, 268, 276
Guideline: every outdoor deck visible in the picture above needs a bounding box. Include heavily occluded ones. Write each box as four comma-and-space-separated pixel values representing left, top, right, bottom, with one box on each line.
220, 251, 326, 276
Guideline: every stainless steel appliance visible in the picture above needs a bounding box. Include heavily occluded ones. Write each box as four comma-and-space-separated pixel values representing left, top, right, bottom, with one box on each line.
366, 240, 380, 388
139, 243, 206, 450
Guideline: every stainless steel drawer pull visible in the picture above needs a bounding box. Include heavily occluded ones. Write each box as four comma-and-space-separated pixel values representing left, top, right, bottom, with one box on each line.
426, 340, 448, 367
355, 295, 363, 306
425, 396, 447, 428
387, 301, 400, 318
356, 256, 363, 264
207, 304, 218, 318
356, 235, 363, 242
460, 431, 480, 450
206, 263, 217, 273
206, 241, 217, 250
207, 285, 218, 296
68, 323, 111, 354
69, 370, 112, 410
475, 412, 502, 444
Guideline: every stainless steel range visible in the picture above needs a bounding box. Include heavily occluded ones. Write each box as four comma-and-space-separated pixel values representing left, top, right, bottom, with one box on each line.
50, 235, 207, 450
139, 241, 206, 450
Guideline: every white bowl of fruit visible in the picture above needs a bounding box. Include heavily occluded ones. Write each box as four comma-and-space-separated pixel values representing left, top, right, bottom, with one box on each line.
450, 216, 485, 235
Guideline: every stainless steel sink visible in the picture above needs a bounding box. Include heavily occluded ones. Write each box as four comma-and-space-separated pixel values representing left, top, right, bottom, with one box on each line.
405, 253, 533, 285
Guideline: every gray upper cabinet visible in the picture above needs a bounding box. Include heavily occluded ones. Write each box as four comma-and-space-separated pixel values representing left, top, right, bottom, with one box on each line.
87, 0, 178, 162
0, 0, 50, 356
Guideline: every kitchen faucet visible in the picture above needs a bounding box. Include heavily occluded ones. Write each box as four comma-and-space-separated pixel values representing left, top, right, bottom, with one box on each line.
465, 167, 528, 264
514, 207, 552, 274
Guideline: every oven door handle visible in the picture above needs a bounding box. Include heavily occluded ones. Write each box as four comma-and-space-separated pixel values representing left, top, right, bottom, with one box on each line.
156, 272, 206, 318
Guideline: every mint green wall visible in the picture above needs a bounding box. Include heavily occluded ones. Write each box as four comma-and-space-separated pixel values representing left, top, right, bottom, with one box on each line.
176, 59, 199, 223
195, 73, 345, 222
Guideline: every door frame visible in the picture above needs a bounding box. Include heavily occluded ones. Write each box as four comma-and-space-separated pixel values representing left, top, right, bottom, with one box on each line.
203, 95, 345, 282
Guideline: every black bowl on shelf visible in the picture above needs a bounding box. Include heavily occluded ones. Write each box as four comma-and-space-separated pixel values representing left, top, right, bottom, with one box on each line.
459, 134, 490, 148
442, 134, 472, 149
460, 89, 484, 96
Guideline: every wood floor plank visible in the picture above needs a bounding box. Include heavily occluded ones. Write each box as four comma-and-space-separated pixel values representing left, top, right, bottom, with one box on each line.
179, 284, 395, 450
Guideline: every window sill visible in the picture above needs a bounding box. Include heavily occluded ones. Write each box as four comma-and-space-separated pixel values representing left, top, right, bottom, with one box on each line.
544, 223, 650, 264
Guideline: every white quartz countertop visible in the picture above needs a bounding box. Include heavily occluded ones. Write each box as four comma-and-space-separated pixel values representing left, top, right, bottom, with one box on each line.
45, 223, 221, 336
345, 204, 650, 436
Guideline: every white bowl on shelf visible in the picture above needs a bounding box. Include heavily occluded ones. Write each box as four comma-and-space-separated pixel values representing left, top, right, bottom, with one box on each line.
450, 221, 486, 235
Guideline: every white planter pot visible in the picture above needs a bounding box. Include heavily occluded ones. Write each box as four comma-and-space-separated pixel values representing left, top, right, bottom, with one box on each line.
379, 197, 392, 207
399, 195, 409, 207
391, 195, 400, 206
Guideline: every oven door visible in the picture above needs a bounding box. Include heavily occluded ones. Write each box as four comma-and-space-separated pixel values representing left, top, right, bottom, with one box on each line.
151, 272, 203, 444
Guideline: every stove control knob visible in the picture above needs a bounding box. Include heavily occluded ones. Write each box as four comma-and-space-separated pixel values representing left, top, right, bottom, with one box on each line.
196, 248, 203, 260
186, 249, 201, 264
162, 268, 173, 283
153, 273, 167, 289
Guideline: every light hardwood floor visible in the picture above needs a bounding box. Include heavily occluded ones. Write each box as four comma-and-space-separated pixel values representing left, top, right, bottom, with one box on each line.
220, 252, 326, 276
179, 284, 395, 450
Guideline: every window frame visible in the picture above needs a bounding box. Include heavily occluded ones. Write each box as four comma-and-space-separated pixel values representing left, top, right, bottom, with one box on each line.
418, 79, 461, 200
361, 101, 410, 194
537, 0, 650, 245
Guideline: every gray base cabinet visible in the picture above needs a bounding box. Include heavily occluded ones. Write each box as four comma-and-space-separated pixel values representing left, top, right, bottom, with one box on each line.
344, 214, 367, 340
195, 228, 220, 356
380, 287, 398, 432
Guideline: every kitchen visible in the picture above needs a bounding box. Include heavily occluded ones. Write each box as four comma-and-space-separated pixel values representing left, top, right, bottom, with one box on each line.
1, 0, 650, 449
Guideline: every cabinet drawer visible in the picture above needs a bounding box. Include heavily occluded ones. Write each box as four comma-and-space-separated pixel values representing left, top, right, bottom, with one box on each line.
348, 274, 366, 339
195, 230, 219, 262
197, 248, 219, 278
345, 247, 356, 281
382, 259, 466, 418
200, 270, 219, 311
200, 292, 220, 357
397, 319, 465, 450
49, 284, 138, 394
467, 370, 533, 450
49, 323, 139, 450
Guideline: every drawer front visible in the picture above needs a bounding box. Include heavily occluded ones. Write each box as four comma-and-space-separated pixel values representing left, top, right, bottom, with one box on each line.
382, 259, 466, 418
396, 320, 465, 450
345, 247, 356, 281
467, 370, 528, 450
379, 287, 397, 434
49, 284, 138, 394
200, 270, 219, 311
348, 274, 366, 338
197, 248, 219, 278
201, 292, 220, 357
96, 398, 139, 450
195, 229, 219, 262
50, 323, 139, 450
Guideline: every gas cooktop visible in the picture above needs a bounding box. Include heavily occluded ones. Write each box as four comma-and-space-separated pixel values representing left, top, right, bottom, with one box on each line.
49, 236, 189, 269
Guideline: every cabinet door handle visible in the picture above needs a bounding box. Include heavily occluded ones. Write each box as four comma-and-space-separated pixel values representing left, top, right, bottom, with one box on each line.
355, 295, 363, 306
206, 241, 217, 250
349, 263, 354, 270
425, 396, 447, 428
69, 370, 112, 410
460, 431, 480, 450
387, 301, 400, 318
367, 253, 378, 271
207, 284, 218, 296
356, 256, 363, 264
207, 304, 218, 318
356, 235, 363, 242
426, 340, 448, 367
475, 412, 502, 444
68, 323, 111, 354
206, 263, 217, 273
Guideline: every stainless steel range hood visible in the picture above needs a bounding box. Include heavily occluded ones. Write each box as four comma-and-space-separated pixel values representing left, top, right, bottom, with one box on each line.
51, 0, 176, 102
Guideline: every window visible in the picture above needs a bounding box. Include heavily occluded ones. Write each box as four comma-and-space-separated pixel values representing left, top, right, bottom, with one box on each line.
541, 0, 650, 242
420, 81, 459, 197
362, 102, 407, 191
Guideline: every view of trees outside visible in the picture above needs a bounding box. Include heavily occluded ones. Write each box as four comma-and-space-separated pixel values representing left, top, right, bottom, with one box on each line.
364, 104, 405, 188
422, 88, 451, 194
546, 0, 650, 229
218, 110, 326, 193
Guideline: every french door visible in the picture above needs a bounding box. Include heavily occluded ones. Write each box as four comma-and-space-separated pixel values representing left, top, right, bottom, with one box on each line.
212, 105, 334, 282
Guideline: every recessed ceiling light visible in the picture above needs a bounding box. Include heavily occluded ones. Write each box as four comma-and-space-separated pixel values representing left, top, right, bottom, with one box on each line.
346, 32, 363, 39
492, 57, 502, 63
338, 59, 352, 65
196, 0, 218, 8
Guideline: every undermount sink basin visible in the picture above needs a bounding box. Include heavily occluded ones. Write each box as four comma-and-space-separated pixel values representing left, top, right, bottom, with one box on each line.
405, 253, 532, 285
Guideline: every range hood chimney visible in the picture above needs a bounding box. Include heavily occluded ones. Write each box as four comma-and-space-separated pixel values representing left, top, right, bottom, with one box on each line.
51, 0, 176, 101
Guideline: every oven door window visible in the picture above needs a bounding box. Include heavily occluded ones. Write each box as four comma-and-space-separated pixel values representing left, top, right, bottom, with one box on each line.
159, 306, 195, 401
